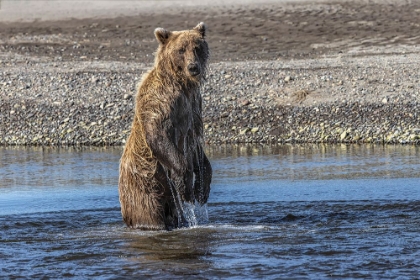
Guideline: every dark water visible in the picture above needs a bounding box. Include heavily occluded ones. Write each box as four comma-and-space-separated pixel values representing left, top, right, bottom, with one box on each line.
1, 144, 419, 279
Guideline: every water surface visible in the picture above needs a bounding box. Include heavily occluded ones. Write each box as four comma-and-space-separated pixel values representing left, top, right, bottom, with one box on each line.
1, 144, 419, 279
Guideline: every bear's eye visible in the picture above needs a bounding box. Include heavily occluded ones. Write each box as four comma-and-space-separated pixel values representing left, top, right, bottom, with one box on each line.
178, 48, 185, 55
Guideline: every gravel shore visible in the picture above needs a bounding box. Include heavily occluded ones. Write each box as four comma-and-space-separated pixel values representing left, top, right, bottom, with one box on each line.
1, 1, 419, 145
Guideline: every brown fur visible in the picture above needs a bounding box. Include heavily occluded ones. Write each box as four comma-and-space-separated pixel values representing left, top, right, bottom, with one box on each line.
119, 23, 212, 230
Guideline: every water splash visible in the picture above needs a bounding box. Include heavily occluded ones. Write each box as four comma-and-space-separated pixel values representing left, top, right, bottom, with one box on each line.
182, 202, 209, 227
182, 202, 198, 227
194, 202, 209, 224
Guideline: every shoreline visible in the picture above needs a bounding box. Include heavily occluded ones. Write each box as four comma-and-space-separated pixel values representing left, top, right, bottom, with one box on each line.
1, 1, 419, 146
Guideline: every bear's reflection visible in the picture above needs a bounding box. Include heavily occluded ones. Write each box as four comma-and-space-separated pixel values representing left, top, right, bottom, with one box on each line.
122, 227, 218, 272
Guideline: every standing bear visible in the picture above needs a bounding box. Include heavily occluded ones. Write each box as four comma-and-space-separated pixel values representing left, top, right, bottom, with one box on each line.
119, 23, 212, 230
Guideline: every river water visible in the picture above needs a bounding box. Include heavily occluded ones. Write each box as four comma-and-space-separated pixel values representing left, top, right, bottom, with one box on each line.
1, 144, 419, 279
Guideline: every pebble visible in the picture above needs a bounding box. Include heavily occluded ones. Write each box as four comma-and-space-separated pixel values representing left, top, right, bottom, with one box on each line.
240, 128, 251, 135
241, 100, 251, 106
340, 131, 348, 141
251, 127, 259, 133
91, 76, 99, 83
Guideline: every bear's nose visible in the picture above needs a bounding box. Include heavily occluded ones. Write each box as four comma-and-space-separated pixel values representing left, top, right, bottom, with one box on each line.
188, 63, 200, 76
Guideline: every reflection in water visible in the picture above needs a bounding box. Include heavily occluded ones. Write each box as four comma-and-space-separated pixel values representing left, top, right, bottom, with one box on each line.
122, 228, 214, 276
0, 144, 419, 278
0, 146, 121, 189
206, 143, 420, 159
207, 144, 420, 180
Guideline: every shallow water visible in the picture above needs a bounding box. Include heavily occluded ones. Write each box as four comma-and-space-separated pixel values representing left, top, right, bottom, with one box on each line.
1, 144, 419, 279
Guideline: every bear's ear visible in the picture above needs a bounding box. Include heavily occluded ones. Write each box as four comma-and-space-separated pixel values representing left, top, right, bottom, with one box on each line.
193, 22, 206, 38
154, 28, 172, 45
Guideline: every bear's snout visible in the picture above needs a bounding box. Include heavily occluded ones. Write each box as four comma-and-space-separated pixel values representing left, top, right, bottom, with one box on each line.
187, 63, 200, 76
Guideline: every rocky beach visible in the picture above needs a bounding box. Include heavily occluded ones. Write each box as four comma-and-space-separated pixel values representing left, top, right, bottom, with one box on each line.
1, 0, 419, 145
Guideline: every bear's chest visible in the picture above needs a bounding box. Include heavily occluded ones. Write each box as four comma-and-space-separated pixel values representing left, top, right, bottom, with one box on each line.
167, 92, 195, 153
170, 93, 193, 130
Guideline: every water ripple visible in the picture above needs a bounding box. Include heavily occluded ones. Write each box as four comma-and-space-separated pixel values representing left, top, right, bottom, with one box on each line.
1, 145, 420, 278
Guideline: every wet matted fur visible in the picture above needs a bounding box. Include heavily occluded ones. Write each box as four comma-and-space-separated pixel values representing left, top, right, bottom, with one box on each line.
119, 23, 212, 230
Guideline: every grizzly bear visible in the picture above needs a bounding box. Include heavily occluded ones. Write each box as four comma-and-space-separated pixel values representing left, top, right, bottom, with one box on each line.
118, 22, 212, 230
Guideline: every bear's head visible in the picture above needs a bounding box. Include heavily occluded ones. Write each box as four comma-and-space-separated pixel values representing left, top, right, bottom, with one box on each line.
154, 22, 209, 83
